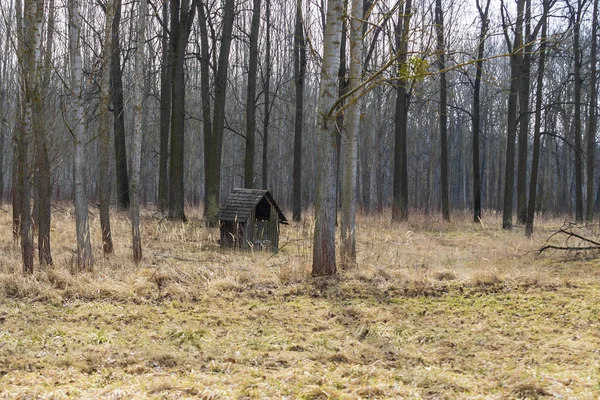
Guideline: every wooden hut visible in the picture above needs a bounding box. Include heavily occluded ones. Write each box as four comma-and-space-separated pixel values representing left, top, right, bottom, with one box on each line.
216, 188, 288, 251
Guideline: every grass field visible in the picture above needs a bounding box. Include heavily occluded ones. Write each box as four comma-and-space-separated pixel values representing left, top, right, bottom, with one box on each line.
1, 207, 600, 399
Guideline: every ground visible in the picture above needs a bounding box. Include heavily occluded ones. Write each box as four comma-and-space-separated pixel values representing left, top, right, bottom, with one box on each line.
1, 207, 600, 399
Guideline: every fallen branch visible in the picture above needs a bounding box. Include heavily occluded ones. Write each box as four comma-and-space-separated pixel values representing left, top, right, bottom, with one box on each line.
539, 223, 600, 254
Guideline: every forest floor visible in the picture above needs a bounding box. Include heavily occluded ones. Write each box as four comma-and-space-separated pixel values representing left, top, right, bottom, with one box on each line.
1, 206, 600, 399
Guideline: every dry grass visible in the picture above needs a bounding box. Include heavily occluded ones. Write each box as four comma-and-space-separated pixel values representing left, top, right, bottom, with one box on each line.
1, 206, 600, 399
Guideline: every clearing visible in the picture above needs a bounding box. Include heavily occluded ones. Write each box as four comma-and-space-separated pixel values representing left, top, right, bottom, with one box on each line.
1, 208, 599, 399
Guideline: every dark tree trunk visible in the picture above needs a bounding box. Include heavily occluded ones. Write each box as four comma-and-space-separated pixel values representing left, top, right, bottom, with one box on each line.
244, 0, 261, 188
35, 0, 55, 266
516, 0, 532, 224
335, 4, 348, 224
168, 0, 196, 221
391, 0, 411, 222
473, 0, 490, 223
197, 1, 213, 216
572, 0, 584, 223
204, 0, 235, 224
525, 0, 548, 236
110, 0, 130, 211
262, 0, 271, 191
435, 0, 450, 221
502, 0, 524, 230
158, 3, 172, 213
587, 0, 598, 222
293, 0, 306, 222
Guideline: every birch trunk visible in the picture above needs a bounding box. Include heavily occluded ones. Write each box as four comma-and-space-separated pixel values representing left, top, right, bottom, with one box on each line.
131, 0, 146, 264
312, 0, 344, 276
340, 0, 363, 267
69, 0, 93, 270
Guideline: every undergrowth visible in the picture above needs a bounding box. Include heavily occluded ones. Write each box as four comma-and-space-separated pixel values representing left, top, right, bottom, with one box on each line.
0, 206, 599, 399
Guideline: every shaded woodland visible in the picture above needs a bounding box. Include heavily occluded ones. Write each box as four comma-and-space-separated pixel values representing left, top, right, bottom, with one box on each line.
0, 0, 598, 274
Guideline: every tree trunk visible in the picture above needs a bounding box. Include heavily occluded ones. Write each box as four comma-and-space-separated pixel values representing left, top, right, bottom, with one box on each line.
168, 0, 196, 221
473, 0, 490, 223
111, 0, 130, 211
293, 0, 306, 222
262, 0, 271, 190
18, 0, 45, 273
502, 0, 524, 230
587, 0, 598, 222
99, 0, 115, 255
525, 0, 548, 236
435, 0, 450, 221
204, 0, 234, 224
335, 2, 348, 226
158, 3, 172, 213
244, 0, 261, 188
0, 5, 11, 206
516, 0, 532, 224
69, 0, 93, 270
573, 0, 584, 223
196, 1, 212, 216
312, 0, 344, 276
34, 0, 55, 266
391, 0, 411, 222
131, 0, 146, 264
340, 0, 363, 267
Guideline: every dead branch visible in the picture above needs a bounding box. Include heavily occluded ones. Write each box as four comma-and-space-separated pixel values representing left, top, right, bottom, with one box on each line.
539, 223, 600, 254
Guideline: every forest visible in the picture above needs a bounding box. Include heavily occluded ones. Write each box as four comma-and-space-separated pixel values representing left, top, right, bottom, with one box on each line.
1, 0, 600, 398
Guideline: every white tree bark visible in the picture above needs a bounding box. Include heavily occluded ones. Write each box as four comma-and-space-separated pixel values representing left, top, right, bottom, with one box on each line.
19, 0, 45, 273
68, 0, 93, 270
340, 0, 363, 267
312, 0, 344, 276
131, 0, 147, 264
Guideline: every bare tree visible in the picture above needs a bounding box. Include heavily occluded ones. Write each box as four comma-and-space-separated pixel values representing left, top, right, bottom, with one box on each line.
262, 0, 271, 190
204, 0, 235, 223
131, 0, 147, 264
69, 0, 93, 270
525, 0, 549, 236
111, 0, 130, 211
435, 0, 449, 221
570, 0, 584, 223
34, 0, 55, 265
501, 0, 525, 230
244, 0, 261, 188
312, 0, 344, 276
293, 0, 306, 222
340, 0, 363, 267
158, 3, 172, 213
473, 0, 491, 223
168, 0, 196, 221
587, 0, 598, 222
99, 0, 115, 255
392, 0, 412, 222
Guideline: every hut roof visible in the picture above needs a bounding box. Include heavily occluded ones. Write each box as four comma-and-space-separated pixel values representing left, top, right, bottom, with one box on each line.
216, 188, 288, 224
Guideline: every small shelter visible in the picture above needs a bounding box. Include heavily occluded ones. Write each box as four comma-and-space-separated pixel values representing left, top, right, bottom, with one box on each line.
216, 188, 288, 251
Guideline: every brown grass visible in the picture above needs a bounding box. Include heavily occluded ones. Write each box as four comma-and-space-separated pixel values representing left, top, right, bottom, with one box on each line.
1, 206, 600, 398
